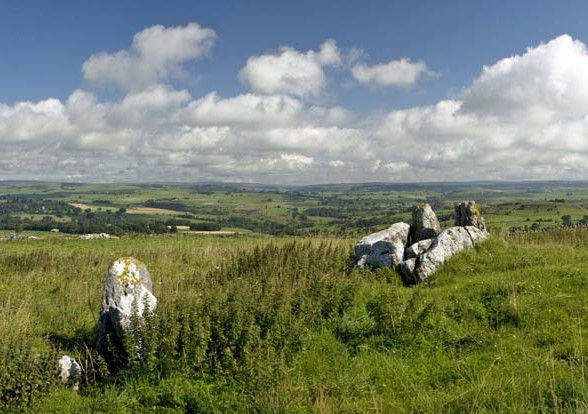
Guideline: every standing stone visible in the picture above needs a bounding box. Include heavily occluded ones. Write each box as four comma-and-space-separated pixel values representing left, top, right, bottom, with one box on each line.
354, 222, 410, 269
97, 257, 157, 353
409, 203, 441, 244
455, 201, 486, 231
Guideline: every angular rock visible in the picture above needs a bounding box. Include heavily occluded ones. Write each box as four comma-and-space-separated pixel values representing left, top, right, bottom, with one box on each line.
58, 355, 82, 389
409, 203, 441, 244
97, 257, 157, 352
399, 258, 416, 283
409, 226, 489, 284
354, 222, 410, 269
405, 239, 433, 259
454, 201, 486, 231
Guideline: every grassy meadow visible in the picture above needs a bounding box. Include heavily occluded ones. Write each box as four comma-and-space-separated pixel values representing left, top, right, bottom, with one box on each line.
2, 227, 588, 412
4, 181, 588, 412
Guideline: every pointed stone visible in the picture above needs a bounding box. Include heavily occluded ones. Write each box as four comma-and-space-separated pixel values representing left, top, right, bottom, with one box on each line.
454, 201, 486, 231
409, 203, 441, 244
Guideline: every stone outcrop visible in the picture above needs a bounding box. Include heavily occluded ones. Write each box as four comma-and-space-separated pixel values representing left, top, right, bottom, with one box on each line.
354, 222, 410, 268
408, 203, 441, 244
80, 233, 119, 240
454, 201, 486, 231
354, 201, 489, 284
97, 257, 157, 353
0, 233, 40, 242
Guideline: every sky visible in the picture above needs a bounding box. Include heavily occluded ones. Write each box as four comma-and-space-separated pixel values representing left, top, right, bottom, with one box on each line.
1, 0, 588, 184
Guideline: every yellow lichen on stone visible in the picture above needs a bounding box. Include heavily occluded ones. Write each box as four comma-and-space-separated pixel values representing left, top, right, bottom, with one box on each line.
116, 257, 142, 287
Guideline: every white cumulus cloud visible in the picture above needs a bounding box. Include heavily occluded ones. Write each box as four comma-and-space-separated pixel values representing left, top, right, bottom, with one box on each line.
4, 30, 588, 184
370, 34, 588, 181
268, 154, 315, 170
0, 98, 73, 142
461, 34, 588, 123
351, 58, 431, 88
238, 39, 341, 98
82, 23, 216, 91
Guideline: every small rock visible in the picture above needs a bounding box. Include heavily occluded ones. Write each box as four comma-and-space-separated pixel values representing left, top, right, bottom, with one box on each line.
58, 355, 82, 390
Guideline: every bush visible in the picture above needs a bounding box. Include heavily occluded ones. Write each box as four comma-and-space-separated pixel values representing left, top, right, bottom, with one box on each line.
0, 346, 59, 410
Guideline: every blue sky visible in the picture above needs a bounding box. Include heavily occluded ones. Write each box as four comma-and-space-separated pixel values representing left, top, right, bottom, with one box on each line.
1, 0, 588, 183
3, 0, 583, 106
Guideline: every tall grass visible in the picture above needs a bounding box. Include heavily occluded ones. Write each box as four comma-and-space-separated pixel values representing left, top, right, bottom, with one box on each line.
1, 230, 588, 412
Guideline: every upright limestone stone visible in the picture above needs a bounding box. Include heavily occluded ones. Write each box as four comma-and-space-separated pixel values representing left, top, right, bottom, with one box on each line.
454, 201, 486, 231
97, 257, 157, 353
409, 203, 441, 244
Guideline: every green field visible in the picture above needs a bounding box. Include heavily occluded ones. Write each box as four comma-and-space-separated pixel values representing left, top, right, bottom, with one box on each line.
3, 181, 588, 412
3, 180, 588, 237
3, 231, 588, 412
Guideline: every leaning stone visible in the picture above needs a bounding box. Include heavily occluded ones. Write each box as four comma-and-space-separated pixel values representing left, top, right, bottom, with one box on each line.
454, 201, 486, 231
354, 222, 410, 269
409, 203, 441, 244
97, 257, 157, 353
405, 239, 433, 259
58, 355, 82, 390
412, 226, 489, 284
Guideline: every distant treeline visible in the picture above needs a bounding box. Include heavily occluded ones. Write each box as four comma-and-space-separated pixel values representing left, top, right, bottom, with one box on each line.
0, 198, 178, 235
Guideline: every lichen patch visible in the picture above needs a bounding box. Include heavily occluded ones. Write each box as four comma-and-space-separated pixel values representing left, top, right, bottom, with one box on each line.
113, 257, 142, 287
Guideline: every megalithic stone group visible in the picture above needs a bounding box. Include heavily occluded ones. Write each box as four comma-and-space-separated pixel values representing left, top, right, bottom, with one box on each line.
354, 201, 489, 284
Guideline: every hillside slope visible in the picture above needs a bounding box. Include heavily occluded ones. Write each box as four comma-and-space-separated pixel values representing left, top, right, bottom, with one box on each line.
1, 230, 588, 412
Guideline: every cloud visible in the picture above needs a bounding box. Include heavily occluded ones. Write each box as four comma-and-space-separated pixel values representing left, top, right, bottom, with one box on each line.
329, 160, 345, 168
109, 85, 192, 127
178, 92, 353, 128
238, 39, 341, 98
5, 31, 588, 184
82, 23, 216, 91
460, 34, 588, 122
269, 154, 315, 170
369, 34, 588, 181
178, 93, 303, 128
351, 58, 431, 88
0, 99, 73, 142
